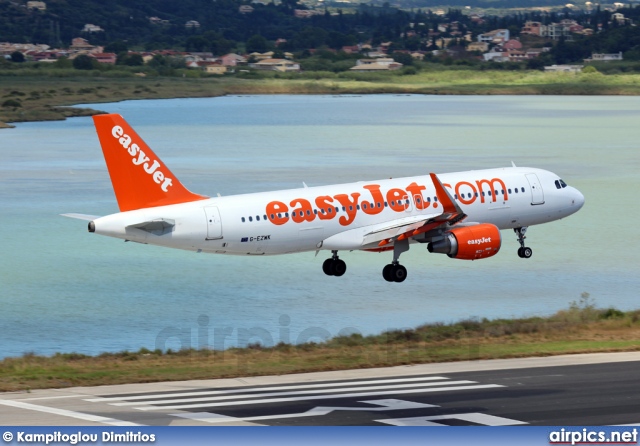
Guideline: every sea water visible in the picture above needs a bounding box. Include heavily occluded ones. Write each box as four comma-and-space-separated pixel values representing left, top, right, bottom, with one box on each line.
0, 94, 638, 358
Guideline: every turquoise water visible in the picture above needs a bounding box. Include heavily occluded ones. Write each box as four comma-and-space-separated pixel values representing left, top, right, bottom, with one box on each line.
0, 94, 638, 358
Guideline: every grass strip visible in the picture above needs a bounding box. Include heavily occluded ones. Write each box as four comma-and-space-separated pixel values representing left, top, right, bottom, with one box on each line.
1, 300, 639, 392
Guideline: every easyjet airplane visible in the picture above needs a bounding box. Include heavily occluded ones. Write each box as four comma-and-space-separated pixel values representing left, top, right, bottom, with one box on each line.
63, 114, 585, 283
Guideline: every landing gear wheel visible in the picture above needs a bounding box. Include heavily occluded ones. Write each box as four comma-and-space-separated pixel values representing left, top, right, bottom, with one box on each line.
383, 264, 407, 282
382, 264, 394, 282
514, 227, 532, 259
332, 259, 347, 277
322, 259, 334, 276
392, 264, 407, 283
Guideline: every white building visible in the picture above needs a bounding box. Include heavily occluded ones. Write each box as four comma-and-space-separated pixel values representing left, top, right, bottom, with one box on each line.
477, 29, 509, 44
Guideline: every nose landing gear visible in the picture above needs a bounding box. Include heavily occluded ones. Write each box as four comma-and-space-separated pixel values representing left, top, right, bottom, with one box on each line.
514, 227, 532, 258
322, 250, 347, 277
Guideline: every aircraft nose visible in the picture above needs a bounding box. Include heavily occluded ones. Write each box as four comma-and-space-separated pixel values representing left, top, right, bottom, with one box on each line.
572, 188, 585, 210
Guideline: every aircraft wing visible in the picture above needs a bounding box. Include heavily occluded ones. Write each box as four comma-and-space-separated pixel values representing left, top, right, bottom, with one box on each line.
323, 173, 467, 250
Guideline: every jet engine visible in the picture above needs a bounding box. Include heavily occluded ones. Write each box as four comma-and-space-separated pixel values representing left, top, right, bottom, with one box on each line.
427, 223, 501, 260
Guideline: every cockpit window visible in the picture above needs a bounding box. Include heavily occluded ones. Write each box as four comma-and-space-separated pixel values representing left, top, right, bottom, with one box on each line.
559, 179, 567, 188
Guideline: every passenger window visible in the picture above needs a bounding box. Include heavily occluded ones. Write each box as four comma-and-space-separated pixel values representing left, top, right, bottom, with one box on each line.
454, 194, 458, 200
521, 187, 525, 192
256, 215, 260, 221
264, 215, 267, 220
328, 208, 333, 213
488, 191, 492, 196
482, 192, 485, 196
278, 213, 281, 218
285, 212, 289, 217
377, 202, 381, 208
363, 203, 367, 209
249, 216, 253, 222
342, 206, 346, 211
335, 207, 339, 213
314, 209, 318, 214
349, 206, 353, 211
307, 210, 311, 215
391, 201, 396, 205
357, 205, 360, 210
474, 192, 478, 197
242, 217, 246, 223
426, 197, 431, 202
433, 197, 438, 202
270, 214, 275, 219
508, 188, 512, 194
384, 202, 388, 207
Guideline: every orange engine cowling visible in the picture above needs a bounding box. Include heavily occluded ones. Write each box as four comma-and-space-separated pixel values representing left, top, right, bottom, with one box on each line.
427, 223, 501, 260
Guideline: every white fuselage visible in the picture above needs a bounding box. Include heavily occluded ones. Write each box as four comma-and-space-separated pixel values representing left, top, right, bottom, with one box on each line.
92, 167, 584, 256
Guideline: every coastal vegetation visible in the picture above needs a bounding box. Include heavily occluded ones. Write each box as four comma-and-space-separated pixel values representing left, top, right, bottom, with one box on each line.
3, 65, 640, 128
1, 297, 639, 392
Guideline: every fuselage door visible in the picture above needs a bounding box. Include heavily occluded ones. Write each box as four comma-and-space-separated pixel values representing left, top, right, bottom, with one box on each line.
525, 174, 545, 205
204, 206, 223, 240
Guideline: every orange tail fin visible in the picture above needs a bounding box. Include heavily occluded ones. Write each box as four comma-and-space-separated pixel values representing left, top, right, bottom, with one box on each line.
93, 114, 208, 212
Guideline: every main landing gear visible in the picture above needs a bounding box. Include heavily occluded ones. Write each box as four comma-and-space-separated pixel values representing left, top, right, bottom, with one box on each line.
514, 227, 533, 259
382, 238, 410, 283
323, 250, 347, 277
382, 263, 407, 283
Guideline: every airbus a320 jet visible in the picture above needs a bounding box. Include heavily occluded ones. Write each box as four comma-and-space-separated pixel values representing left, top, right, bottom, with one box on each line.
63, 114, 585, 283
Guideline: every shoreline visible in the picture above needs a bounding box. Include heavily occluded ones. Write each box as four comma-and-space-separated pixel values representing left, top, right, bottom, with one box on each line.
3, 71, 640, 128
1, 303, 639, 392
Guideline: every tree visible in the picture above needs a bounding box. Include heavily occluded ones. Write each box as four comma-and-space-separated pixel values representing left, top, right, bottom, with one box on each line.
73, 54, 96, 70
392, 51, 413, 66
10, 51, 25, 63
104, 40, 128, 54
246, 34, 269, 53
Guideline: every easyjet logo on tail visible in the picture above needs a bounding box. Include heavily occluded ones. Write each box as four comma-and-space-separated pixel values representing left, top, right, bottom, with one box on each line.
111, 125, 173, 192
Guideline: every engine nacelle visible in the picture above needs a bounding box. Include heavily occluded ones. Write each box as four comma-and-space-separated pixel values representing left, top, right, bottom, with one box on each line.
427, 223, 501, 260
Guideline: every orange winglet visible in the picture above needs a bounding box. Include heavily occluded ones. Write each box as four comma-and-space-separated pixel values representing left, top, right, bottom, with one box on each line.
429, 173, 459, 215
93, 114, 208, 212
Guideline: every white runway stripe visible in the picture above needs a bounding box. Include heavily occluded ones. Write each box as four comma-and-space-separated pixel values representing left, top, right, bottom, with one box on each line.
135, 384, 504, 410
111, 380, 477, 406
86, 376, 450, 403
0, 399, 142, 426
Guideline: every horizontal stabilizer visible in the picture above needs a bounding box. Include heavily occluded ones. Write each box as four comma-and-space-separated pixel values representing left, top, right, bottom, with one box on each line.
61, 213, 101, 221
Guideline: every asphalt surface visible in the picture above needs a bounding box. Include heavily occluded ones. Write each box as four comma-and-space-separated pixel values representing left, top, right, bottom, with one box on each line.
1, 352, 639, 426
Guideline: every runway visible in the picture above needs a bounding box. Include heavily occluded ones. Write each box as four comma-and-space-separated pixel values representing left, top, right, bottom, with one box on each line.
2, 352, 639, 426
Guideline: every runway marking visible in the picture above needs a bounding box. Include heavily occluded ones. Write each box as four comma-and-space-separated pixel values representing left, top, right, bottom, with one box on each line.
134, 384, 504, 410
376, 413, 528, 426
23, 395, 85, 401
0, 399, 142, 426
172, 399, 438, 423
112, 380, 478, 406
85, 376, 450, 403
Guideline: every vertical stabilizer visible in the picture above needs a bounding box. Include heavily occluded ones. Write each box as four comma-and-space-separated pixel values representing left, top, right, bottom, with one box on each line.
93, 114, 208, 212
